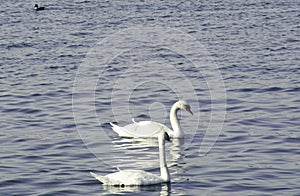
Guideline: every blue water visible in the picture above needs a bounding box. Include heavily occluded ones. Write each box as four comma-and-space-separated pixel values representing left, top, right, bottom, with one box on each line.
1, 0, 299, 195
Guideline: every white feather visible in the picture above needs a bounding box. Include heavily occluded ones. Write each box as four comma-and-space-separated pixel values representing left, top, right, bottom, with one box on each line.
110, 100, 193, 138
90, 131, 170, 186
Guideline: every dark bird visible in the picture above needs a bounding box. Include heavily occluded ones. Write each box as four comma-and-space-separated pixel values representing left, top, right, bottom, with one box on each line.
34, 4, 45, 11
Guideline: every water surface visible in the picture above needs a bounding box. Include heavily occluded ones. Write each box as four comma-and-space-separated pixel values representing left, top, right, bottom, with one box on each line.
1, 0, 299, 195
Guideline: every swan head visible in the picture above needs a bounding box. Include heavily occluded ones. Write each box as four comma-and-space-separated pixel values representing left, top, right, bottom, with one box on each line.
176, 100, 193, 115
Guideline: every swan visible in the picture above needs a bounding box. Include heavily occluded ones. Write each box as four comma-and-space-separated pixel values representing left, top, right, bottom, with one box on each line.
110, 100, 193, 138
90, 130, 170, 186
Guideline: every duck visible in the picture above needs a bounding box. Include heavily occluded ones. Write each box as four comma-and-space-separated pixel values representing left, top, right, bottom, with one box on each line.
34, 4, 45, 11
110, 100, 193, 138
90, 131, 170, 186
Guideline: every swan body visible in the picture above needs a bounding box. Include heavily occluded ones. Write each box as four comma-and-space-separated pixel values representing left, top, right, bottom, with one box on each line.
90, 170, 166, 186
90, 131, 170, 186
110, 100, 193, 138
110, 120, 172, 138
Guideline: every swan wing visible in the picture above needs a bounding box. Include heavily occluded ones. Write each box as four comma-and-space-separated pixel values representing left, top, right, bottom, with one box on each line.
105, 170, 164, 185
124, 121, 173, 137
110, 121, 173, 138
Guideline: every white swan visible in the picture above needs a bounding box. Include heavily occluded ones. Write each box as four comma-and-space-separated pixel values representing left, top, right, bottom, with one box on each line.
90, 131, 170, 186
110, 100, 193, 138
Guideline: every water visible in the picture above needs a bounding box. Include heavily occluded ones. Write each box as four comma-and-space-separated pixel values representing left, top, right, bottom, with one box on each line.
1, 0, 299, 195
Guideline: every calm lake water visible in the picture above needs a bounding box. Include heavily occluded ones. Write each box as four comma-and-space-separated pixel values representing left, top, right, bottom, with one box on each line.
1, 0, 299, 195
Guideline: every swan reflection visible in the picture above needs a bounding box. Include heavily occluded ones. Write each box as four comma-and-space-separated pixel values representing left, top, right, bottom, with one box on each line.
169, 138, 187, 174
100, 182, 170, 196
112, 136, 187, 173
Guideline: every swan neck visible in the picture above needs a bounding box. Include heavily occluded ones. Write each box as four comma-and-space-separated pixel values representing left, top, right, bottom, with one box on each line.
159, 137, 170, 182
170, 104, 183, 138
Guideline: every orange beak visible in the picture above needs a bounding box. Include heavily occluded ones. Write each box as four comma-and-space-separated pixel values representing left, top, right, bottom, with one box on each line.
186, 105, 193, 115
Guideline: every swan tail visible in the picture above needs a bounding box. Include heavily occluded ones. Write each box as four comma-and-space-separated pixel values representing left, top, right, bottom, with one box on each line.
109, 122, 116, 127
132, 118, 137, 124
110, 122, 131, 137
90, 172, 109, 184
